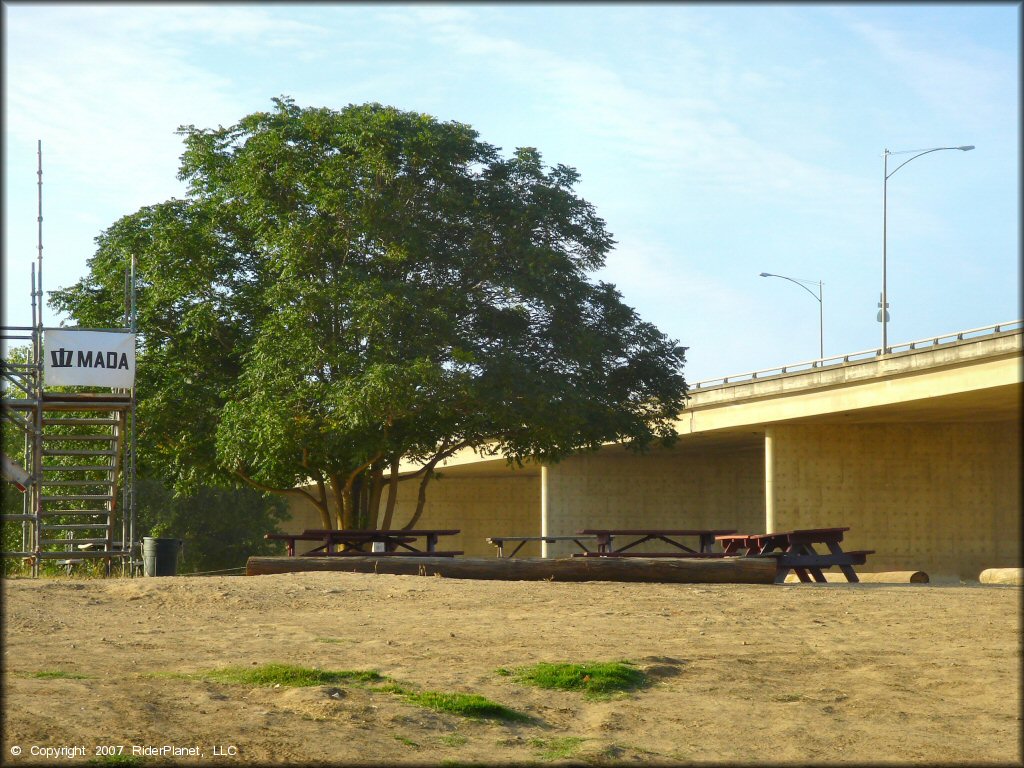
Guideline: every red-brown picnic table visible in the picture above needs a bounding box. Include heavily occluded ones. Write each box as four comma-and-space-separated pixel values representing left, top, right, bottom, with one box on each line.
574, 529, 738, 557
264, 529, 461, 557
486, 535, 601, 558
715, 528, 873, 583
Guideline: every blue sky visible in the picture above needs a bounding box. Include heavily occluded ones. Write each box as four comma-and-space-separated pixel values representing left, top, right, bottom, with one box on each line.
2, 2, 1019, 383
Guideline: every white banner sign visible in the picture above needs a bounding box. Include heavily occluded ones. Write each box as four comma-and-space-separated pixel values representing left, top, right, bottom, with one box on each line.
44, 329, 136, 388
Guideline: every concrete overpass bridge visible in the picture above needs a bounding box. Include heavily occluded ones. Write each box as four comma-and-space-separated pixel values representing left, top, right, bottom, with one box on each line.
286, 321, 1021, 579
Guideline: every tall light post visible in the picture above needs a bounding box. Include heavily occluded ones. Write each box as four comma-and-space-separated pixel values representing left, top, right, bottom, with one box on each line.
759, 272, 824, 359
881, 144, 974, 353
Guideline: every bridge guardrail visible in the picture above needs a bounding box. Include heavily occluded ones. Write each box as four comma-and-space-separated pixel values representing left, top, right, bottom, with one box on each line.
691, 320, 1022, 392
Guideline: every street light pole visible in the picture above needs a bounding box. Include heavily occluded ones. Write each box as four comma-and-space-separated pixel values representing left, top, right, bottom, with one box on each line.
759, 272, 824, 360
881, 144, 974, 354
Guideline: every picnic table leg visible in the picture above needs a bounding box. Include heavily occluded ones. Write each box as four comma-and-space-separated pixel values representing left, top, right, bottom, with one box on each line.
826, 540, 861, 582
772, 557, 816, 584
792, 567, 814, 583
792, 544, 828, 583
699, 533, 714, 553
426, 534, 437, 553
655, 535, 699, 554
615, 535, 661, 554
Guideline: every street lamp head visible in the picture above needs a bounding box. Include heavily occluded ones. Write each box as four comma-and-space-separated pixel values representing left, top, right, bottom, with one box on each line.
958, 145, 975, 151
759, 272, 771, 277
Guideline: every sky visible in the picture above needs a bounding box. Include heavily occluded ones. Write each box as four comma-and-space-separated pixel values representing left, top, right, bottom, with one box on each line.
2, 2, 1019, 384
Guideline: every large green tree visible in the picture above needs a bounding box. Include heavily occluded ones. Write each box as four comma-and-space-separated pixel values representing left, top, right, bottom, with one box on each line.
53, 97, 687, 530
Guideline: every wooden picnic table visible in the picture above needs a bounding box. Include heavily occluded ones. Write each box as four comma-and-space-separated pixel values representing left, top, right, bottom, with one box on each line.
264, 529, 461, 557
486, 535, 600, 558
573, 529, 739, 557
715, 527, 874, 583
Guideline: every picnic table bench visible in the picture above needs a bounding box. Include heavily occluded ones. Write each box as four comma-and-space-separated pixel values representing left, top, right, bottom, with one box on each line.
265, 529, 462, 557
486, 535, 600, 558
572, 529, 738, 557
715, 527, 873, 583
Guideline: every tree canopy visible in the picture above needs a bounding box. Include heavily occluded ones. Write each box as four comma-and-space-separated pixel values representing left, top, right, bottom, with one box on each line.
52, 97, 687, 530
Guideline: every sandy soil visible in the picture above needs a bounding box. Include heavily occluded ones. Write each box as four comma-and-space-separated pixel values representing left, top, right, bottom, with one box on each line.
1, 571, 1020, 766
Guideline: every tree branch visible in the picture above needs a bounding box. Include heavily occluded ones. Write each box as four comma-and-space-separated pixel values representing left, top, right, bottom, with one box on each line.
233, 466, 320, 505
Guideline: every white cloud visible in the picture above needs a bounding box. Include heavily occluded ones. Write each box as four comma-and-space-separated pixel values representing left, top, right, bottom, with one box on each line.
3, 4, 328, 212
842, 14, 1017, 132
394, 7, 873, 218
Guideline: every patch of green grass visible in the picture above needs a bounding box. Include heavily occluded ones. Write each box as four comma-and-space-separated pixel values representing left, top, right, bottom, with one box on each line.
502, 661, 647, 697
438, 734, 468, 747
31, 670, 91, 679
193, 663, 385, 687
86, 755, 145, 766
384, 683, 529, 722
531, 736, 585, 761
393, 734, 420, 748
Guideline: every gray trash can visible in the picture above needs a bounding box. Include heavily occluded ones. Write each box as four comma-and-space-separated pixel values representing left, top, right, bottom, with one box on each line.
142, 537, 183, 577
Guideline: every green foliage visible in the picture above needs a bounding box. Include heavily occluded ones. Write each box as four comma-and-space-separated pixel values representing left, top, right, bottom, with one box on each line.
1, 516, 28, 576
51, 97, 688, 528
385, 684, 529, 721
502, 661, 647, 696
530, 736, 586, 761
438, 734, 468, 747
2, 344, 32, 573
134, 477, 288, 573
196, 663, 384, 687
30, 670, 92, 679
86, 755, 146, 766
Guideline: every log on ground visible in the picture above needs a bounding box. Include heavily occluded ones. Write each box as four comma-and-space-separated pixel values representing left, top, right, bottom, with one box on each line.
783, 570, 929, 584
245, 555, 776, 583
979, 568, 1023, 586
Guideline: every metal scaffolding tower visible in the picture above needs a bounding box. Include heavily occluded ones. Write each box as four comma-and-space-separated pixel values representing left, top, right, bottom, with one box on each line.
1, 141, 137, 576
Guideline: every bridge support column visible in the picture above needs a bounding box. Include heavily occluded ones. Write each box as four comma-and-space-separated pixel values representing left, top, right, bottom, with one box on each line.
541, 465, 552, 558
764, 428, 776, 534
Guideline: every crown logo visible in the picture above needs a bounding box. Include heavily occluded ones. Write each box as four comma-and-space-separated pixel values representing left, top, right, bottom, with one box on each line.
49, 348, 74, 368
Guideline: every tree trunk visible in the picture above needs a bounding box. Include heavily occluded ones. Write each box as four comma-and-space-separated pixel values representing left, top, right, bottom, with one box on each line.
313, 477, 332, 530
402, 467, 434, 530
351, 474, 365, 529
329, 475, 347, 530
399, 442, 467, 530
246, 555, 777, 584
367, 463, 385, 528
233, 465, 331, 529
359, 474, 371, 528
380, 455, 400, 530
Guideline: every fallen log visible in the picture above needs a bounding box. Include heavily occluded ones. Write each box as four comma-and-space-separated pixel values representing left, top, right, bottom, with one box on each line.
783, 570, 929, 584
979, 568, 1023, 586
245, 555, 776, 584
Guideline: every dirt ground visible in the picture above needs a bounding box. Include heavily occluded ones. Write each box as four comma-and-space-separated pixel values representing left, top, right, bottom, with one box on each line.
1, 571, 1020, 766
